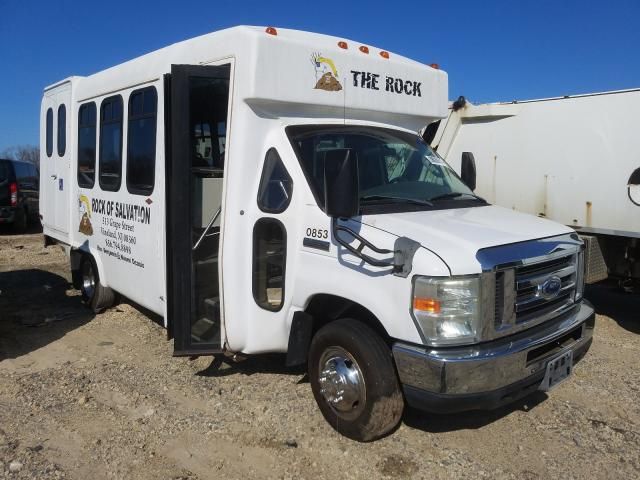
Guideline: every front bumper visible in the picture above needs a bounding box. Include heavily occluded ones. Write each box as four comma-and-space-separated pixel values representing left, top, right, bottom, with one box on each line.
393, 300, 595, 413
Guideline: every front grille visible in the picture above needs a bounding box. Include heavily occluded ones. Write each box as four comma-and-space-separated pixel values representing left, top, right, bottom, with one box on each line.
514, 254, 576, 323
494, 252, 577, 331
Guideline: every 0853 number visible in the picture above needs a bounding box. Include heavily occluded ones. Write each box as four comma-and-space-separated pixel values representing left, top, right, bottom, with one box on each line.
306, 228, 328, 239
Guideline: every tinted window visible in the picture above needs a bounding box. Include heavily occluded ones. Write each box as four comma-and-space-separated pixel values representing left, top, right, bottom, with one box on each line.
257, 148, 293, 213
46, 108, 53, 157
57, 104, 66, 156
0, 161, 9, 182
14, 162, 29, 180
30, 164, 39, 188
127, 87, 157, 195
253, 218, 286, 311
13, 162, 37, 187
78, 102, 97, 188
99, 95, 123, 191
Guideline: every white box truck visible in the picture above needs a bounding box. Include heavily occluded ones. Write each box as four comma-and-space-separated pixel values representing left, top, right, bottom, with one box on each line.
40, 26, 594, 441
431, 89, 640, 290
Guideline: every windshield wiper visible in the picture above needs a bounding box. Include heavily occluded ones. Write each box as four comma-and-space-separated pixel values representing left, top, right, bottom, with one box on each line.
429, 192, 487, 202
361, 195, 434, 207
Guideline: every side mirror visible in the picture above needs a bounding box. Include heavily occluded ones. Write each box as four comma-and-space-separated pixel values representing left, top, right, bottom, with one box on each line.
323, 148, 359, 218
628, 167, 640, 206
461, 152, 477, 191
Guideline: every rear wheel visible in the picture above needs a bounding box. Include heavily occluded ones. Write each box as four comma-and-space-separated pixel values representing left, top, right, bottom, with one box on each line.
308, 318, 404, 442
80, 255, 115, 313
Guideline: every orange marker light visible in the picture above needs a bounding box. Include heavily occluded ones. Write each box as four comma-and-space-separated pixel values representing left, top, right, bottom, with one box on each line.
359, 46, 369, 54
380, 51, 390, 59
265, 27, 278, 36
429, 63, 440, 70
414, 298, 441, 313
338, 41, 348, 49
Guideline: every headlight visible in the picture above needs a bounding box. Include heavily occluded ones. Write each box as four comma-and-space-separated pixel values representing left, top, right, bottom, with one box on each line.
411, 276, 482, 346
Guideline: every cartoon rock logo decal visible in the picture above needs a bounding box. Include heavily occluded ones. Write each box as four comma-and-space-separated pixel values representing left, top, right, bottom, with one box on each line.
311, 53, 342, 92
78, 194, 93, 236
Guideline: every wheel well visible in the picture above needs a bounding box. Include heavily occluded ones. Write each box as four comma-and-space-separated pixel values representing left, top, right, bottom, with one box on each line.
70, 249, 84, 290
285, 294, 391, 368
305, 294, 390, 343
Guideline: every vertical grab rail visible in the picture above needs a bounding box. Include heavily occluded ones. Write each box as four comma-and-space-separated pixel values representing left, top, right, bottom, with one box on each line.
192, 207, 221, 251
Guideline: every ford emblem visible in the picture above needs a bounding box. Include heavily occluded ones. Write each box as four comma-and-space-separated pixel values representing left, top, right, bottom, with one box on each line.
538, 276, 562, 300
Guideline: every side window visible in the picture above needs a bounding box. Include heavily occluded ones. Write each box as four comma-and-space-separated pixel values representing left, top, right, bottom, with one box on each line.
30, 164, 39, 190
257, 148, 293, 213
45, 108, 53, 157
78, 102, 97, 188
14, 163, 29, 182
99, 95, 123, 191
127, 86, 157, 195
57, 104, 66, 156
253, 218, 286, 311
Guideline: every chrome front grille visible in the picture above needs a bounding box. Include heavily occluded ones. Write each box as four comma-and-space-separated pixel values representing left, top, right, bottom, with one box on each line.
492, 251, 579, 336
477, 233, 585, 342
514, 254, 577, 323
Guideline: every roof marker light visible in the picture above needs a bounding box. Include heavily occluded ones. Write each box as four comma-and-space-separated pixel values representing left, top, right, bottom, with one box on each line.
265, 27, 278, 36
429, 63, 440, 70
359, 46, 369, 54
338, 41, 348, 49
380, 51, 390, 59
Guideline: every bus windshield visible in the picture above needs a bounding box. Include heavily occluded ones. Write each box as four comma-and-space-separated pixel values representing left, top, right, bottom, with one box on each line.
287, 125, 482, 212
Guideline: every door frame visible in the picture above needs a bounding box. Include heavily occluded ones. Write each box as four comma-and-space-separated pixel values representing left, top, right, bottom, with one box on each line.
165, 63, 233, 356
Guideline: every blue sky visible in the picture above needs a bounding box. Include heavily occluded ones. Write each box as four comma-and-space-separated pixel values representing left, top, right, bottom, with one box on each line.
1, 0, 638, 151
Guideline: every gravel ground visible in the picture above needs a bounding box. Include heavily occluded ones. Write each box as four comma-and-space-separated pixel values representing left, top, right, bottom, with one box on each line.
1, 231, 639, 479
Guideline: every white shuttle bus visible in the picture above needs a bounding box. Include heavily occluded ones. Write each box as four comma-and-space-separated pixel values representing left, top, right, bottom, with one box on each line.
40, 26, 594, 441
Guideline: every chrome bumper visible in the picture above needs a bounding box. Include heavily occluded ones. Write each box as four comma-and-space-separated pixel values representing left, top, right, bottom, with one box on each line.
393, 301, 594, 402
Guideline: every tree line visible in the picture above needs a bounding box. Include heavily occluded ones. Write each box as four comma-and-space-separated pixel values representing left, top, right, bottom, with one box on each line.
1, 145, 40, 169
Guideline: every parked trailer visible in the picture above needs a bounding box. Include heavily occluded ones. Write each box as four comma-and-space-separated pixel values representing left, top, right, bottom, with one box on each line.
40, 26, 593, 441
431, 89, 640, 289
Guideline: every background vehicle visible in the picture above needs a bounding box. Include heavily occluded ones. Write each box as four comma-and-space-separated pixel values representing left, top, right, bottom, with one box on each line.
40, 26, 593, 442
430, 89, 640, 290
0, 158, 39, 231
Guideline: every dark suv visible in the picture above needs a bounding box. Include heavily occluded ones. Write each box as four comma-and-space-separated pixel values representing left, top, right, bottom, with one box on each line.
0, 159, 39, 232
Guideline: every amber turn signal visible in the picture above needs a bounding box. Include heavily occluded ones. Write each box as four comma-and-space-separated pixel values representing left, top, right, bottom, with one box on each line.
413, 298, 441, 313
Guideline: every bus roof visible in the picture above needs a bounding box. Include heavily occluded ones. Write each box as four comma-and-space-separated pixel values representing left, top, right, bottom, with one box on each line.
48, 26, 448, 130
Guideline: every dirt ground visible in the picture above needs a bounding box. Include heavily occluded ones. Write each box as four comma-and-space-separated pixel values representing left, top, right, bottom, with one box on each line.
1, 230, 639, 480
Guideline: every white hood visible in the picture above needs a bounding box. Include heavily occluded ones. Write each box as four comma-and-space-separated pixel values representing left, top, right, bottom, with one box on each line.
360, 205, 572, 275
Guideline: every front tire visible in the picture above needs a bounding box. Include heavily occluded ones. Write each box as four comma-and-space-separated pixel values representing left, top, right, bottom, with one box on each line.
308, 319, 404, 442
80, 255, 115, 313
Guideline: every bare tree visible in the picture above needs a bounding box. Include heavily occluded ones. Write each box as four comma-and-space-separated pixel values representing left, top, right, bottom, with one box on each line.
1, 145, 40, 169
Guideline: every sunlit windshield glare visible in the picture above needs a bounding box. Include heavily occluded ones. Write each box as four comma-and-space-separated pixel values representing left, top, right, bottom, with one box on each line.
288, 126, 473, 207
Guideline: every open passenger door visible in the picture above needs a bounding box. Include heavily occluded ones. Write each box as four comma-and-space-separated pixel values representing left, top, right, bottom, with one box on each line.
166, 64, 231, 356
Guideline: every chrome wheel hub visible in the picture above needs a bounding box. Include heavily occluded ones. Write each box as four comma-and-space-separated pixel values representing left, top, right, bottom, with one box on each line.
81, 261, 96, 300
318, 346, 366, 420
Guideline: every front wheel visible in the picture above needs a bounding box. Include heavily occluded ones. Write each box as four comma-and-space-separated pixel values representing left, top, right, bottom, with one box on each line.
80, 255, 115, 313
308, 318, 404, 442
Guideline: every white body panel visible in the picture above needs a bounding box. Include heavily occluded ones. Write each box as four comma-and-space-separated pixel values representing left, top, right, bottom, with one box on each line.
359, 205, 572, 275
434, 89, 640, 238
40, 81, 72, 236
